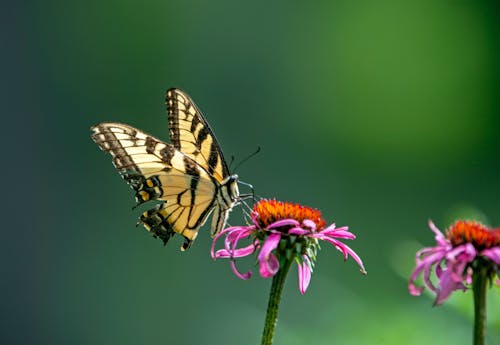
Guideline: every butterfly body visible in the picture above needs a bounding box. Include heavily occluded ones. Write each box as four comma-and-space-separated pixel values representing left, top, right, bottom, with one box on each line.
91, 88, 239, 250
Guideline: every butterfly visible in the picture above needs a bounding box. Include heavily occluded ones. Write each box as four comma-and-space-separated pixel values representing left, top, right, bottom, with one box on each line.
91, 88, 240, 251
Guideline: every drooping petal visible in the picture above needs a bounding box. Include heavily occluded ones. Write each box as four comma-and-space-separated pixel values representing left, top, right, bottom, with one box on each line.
434, 267, 467, 306
341, 243, 367, 274
230, 259, 252, 280
422, 261, 437, 293
211, 226, 253, 258
408, 263, 426, 296
320, 236, 349, 259
297, 255, 312, 294
422, 252, 448, 293
260, 253, 279, 278
224, 228, 253, 252
408, 284, 425, 296
409, 250, 447, 295
258, 233, 282, 278
316, 235, 366, 274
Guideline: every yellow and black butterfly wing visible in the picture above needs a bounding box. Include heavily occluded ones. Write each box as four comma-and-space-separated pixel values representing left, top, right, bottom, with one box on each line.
91, 122, 218, 250
166, 88, 230, 183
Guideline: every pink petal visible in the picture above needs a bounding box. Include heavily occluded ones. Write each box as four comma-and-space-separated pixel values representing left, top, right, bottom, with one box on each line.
298, 256, 312, 294
428, 220, 448, 247
446, 243, 476, 261
267, 219, 300, 229
288, 227, 309, 235
430, 245, 474, 305
481, 247, 500, 264
302, 219, 316, 231
258, 233, 282, 278
317, 229, 356, 240
409, 262, 427, 295
421, 252, 448, 292
408, 283, 425, 296
422, 261, 437, 293
224, 228, 253, 252
446, 244, 476, 282
415, 246, 445, 263
434, 267, 467, 306
230, 260, 252, 280
259, 253, 279, 278
319, 236, 366, 274
215, 242, 257, 258
211, 226, 253, 258
320, 223, 338, 232
409, 252, 444, 295
339, 242, 367, 274
465, 267, 473, 285
319, 236, 349, 259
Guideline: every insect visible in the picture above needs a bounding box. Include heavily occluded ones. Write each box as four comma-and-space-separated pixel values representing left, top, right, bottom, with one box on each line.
91, 88, 240, 251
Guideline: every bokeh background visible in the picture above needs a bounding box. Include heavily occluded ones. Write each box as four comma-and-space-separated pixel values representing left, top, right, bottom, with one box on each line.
5, 1, 500, 344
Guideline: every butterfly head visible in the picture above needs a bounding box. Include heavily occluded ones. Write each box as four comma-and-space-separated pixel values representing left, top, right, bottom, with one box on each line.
226, 174, 240, 202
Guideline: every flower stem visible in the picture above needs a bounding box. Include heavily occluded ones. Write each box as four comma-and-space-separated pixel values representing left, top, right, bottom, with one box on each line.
261, 257, 293, 345
472, 265, 488, 345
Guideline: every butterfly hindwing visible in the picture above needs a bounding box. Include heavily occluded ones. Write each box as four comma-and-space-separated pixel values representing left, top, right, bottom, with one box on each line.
91, 122, 220, 249
166, 88, 230, 182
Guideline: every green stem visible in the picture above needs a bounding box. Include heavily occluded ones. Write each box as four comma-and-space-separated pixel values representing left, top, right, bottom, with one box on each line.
261, 258, 293, 345
472, 265, 488, 345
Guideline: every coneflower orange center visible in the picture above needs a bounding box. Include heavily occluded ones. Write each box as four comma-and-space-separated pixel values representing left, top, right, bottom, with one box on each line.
253, 199, 326, 230
446, 220, 500, 249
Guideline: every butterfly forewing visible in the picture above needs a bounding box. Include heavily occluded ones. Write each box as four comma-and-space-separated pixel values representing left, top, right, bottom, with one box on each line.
166, 88, 229, 182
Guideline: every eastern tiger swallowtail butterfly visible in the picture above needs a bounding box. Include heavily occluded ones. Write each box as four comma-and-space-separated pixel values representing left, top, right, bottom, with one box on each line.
91, 88, 240, 251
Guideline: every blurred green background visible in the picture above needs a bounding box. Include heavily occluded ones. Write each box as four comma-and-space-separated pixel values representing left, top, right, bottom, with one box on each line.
5, 1, 500, 344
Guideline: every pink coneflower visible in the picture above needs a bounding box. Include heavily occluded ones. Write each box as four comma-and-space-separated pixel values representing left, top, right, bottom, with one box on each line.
211, 199, 366, 294
409, 220, 500, 306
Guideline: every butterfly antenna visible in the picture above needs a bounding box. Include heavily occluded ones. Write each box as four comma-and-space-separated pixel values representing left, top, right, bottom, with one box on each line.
228, 154, 236, 171
233, 146, 261, 174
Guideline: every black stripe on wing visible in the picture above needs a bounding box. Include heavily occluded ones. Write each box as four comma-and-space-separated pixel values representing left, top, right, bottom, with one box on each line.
166, 88, 230, 182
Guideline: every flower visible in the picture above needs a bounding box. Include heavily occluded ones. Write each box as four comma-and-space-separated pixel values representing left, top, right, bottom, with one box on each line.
409, 220, 500, 305
211, 199, 366, 294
